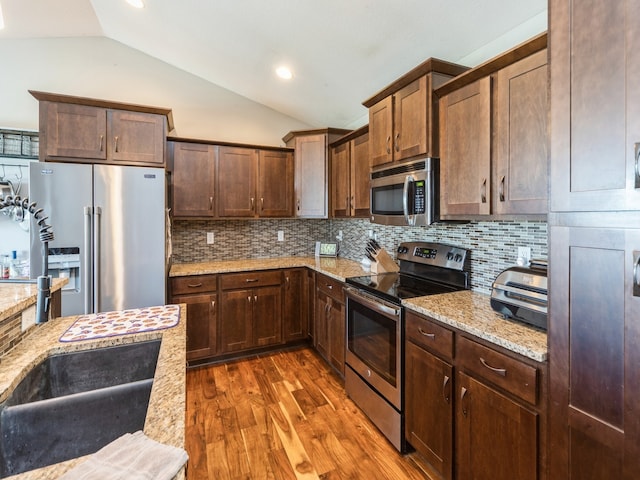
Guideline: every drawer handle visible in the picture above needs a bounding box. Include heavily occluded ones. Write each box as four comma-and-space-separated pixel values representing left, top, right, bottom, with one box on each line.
418, 328, 435, 339
480, 357, 507, 377
442, 375, 451, 404
245, 278, 259, 283
187, 282, 203, 288
499, 175, 505, 202
635, 143, 640, 189
326, 284, 333, 289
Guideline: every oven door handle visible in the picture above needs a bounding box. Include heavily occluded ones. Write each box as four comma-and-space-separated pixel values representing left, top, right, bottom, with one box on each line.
346, 287, 401, 318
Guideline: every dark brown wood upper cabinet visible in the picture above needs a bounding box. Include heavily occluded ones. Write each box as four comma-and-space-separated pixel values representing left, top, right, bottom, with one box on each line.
31, 91, 170, 167
170, 141, 216, 217
363, 59, 468, 168
437, 34, 548, 219
329, 126, 370, 218
217, 146, 293, 218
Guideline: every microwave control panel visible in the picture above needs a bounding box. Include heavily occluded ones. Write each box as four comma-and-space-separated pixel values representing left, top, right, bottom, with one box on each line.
413, 180, 425, 214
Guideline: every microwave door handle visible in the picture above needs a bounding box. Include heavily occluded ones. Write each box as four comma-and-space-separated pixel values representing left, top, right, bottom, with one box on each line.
403, 175, 411, 224
403, 175, 416, 225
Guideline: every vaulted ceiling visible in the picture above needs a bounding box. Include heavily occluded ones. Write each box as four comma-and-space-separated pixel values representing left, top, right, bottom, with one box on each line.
0, 0, 547, 128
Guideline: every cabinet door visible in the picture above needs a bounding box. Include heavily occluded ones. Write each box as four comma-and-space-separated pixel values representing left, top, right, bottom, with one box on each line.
369, 96, 393, 167
550, 0, 640, 212
549, 225, 640, 479
171, 142, 216, 217
439, 77, 491, 216
330, 142, 350, 218
350, 132, 370, 217
394, 76, 427, 162
258, 150, 293, 217
494, 49, 548, 215
219, 289, 253, 353
328, 298, 345, 376
107, 110, 165, 165
173, 293, 217, 361
43, 102, 107, 160
405, 341, 453, 480
314, 290, 330, 361
282, 268, 308, 342
252, 285, 282, 347
295, 134, 328, 218
457, 371, 538, 480
217, 147, 257, 217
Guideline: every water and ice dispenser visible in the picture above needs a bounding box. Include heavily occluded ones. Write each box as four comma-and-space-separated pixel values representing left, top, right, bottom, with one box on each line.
47, 247, 80, 292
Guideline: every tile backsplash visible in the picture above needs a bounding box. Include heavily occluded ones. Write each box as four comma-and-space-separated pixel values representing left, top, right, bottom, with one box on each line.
171, 218, 547, 294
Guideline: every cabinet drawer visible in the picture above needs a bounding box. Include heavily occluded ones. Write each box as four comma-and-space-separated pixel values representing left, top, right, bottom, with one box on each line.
456, 336, 538, 405
171, 274, 217, 295
316, 274, 345, 301
405, 311, 454, 360
220, 270, 282, 290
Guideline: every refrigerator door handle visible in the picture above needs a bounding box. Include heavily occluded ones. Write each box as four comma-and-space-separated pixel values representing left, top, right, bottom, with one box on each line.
83, 206, 93, 314
93, 206, 102, 313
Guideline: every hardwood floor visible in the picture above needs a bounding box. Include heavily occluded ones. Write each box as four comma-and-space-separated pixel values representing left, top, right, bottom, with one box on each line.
185, 347, 433, 479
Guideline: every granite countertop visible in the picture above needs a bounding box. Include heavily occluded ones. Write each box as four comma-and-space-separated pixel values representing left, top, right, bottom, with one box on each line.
0, 305, 187, 480
0, 278, 68, 323
403, 290, 547, 362
170, 256, 369, 282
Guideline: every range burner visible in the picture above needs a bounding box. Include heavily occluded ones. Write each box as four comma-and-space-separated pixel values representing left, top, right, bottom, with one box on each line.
346, 272, 460, 303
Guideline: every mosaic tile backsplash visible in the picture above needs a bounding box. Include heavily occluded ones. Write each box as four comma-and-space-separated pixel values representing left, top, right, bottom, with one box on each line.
171, 218, 547, 294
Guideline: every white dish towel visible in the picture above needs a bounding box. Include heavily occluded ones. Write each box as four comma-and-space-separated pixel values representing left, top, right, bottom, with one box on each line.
59, 431, 188, 480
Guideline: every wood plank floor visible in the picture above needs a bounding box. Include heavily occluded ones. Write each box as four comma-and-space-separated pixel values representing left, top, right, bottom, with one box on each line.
185, 347, 434, 480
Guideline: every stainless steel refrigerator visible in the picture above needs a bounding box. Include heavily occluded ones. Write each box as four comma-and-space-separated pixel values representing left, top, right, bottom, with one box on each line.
29, 162, 166, 316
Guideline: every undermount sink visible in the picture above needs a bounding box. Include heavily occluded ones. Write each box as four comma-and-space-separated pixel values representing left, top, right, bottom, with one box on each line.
0, 340, 161, 478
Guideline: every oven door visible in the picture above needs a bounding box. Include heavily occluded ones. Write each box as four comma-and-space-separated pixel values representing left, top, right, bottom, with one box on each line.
345, 287, 402, 409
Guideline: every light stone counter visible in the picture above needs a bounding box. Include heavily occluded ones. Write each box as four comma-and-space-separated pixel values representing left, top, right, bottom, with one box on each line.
403, 290, 547, 362
0, 305, 187, 480
0, 278, 68, 323
170, 256, 370, 282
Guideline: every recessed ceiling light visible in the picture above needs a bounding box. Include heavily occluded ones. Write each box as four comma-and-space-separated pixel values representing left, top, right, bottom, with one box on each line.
276, 66, 293, 80
126, 0, 145, 8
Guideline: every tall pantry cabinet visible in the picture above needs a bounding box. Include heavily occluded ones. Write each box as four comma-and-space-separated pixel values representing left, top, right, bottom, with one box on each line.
548, 1, 640, 479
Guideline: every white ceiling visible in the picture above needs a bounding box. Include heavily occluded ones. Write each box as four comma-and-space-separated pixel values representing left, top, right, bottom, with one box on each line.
0, 0, 547, 128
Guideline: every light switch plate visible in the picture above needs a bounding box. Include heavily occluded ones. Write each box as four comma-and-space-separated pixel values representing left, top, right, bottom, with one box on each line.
206, 232, 214, 244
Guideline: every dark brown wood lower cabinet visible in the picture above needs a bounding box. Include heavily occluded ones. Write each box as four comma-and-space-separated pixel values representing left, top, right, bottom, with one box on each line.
405, 341, 453, 480
219, 286, 282, 354
456, 372, 538, 480
314, 273, 346, 377
282, 268, 308, 342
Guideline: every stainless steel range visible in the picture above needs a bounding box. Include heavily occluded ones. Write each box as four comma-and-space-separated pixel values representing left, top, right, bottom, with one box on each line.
344, 241, 469, 452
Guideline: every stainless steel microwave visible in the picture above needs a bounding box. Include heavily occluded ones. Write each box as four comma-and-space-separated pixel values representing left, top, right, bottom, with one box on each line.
370, 157, 437, 226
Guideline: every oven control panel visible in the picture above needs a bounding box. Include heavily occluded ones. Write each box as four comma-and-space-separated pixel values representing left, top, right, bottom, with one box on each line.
397, 242, 467, 270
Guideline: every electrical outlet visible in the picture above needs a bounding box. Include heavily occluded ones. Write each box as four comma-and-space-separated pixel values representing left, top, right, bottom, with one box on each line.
206, 232, 214, 245
517, 246, 531, 265
277, 231, 284, 242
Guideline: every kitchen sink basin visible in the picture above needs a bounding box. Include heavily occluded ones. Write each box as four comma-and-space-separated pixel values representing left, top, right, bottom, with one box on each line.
0, 340, 161, 477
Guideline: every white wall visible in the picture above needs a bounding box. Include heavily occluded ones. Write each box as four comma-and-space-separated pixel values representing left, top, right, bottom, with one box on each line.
0, 37, 312, 146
